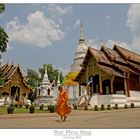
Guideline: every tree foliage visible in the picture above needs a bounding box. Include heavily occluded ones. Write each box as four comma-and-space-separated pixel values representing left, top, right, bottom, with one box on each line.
0, 4, 8, 60
26, 69, 41, 89
0, 4, 5, 14
0, 4, 8, 85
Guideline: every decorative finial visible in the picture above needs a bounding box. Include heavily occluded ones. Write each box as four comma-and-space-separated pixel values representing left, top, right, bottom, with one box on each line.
11, 59, 14, 65
57, 72, 60, 85
45, 64, 47, 74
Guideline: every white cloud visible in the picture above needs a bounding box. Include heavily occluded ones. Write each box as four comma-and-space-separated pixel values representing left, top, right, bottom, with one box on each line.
106, 39, 118, 48
86, 39, 98, 48
126, 4, 140, 53
106, 39, 130, 50
59, 67, 70, 76
7, 43, 13, 51
74, 19, 81, 28
126, 4, 140, 32
105, 15, 111, 19
47, 4, 73, 15
58, 18, 63, 24
131, 35, 140, 52
86, 39, 94, 45
6, 10, 65, 48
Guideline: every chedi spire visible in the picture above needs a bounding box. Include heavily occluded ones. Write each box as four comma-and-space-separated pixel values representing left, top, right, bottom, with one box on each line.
79, 21, 85, 44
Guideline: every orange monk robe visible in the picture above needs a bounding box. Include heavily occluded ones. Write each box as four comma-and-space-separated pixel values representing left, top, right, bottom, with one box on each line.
56, 89, 71, 116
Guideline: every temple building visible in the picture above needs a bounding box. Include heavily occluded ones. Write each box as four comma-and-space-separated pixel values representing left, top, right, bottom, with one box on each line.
0, 63, 31, 101
74, 45, 140, 107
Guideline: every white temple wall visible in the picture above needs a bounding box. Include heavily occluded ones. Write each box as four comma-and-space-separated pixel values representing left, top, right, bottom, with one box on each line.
127, 91, 140, 106
68, 86, 140, 107
88, 91, 140, 107
67, 85, 86, 106
89, 94, 127, 107
129, 91, 140, 98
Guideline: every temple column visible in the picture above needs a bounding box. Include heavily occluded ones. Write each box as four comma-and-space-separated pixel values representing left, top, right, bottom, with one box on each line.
79, 85, 81, 96
9, 81, 11, 97
0, 88, 2, 99
124, 73, 127, 96
86, 66, 89, 95
139, 75, 140, 91
99, 73, 102, 95
110, 76, 114, 94
86, 65, 89, 83
127, 74, 130, 97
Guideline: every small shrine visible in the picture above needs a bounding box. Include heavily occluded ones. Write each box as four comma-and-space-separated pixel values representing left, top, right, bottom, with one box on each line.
38, 65, 53, 96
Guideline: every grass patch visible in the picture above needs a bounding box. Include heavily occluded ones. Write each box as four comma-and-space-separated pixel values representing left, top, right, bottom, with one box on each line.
0, 106, 48, 114
0, 106, 7, 114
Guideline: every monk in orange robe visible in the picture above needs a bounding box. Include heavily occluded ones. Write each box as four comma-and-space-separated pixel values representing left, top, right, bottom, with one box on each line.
57, 86, 71, 122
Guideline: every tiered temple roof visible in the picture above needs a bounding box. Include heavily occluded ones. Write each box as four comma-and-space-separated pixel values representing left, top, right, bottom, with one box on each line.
0, 64, 30, 91
75, 45, 140, 82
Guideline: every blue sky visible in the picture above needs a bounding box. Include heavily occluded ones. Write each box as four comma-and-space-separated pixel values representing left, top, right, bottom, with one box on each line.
1, 4, 140, 75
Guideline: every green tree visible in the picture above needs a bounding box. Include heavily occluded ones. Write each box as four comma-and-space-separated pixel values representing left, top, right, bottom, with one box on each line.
0, 4, 8, 61
26, 69, 41, 89
0, 4, 5, 14
0, 4, 8, 86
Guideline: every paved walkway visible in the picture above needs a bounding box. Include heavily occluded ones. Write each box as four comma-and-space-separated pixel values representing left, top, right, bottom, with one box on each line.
0, 108, 140, 128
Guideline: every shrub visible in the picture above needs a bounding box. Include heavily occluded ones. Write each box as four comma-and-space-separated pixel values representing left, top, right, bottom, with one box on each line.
25, 104, 29, 109
94, 105, 98, 111
14, 103, 19, 108
107, 104, 111, 110
131, 103, 135, 108
49, 105, 56, 113
84, 106, 88, 110
114, 104, 118, 109
22, 93, 26, 97
101, 104, 105, 110
7, 104, 14, 114
19, 104, 22, 108
39, 104, 44, 110
74, 105, 77, 110
124, 104, 128, 109
47, 105, 50, 111
73, 103, 77, 110
29, 104, 35, 113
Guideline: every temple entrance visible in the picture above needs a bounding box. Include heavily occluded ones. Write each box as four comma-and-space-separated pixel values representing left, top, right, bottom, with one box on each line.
11, 86, 20, 101
113, 77, 124, 94
129, 74, 140, 91
102, 79, 111, 95
88, 74, 99, 94
48, 89, 50, 95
